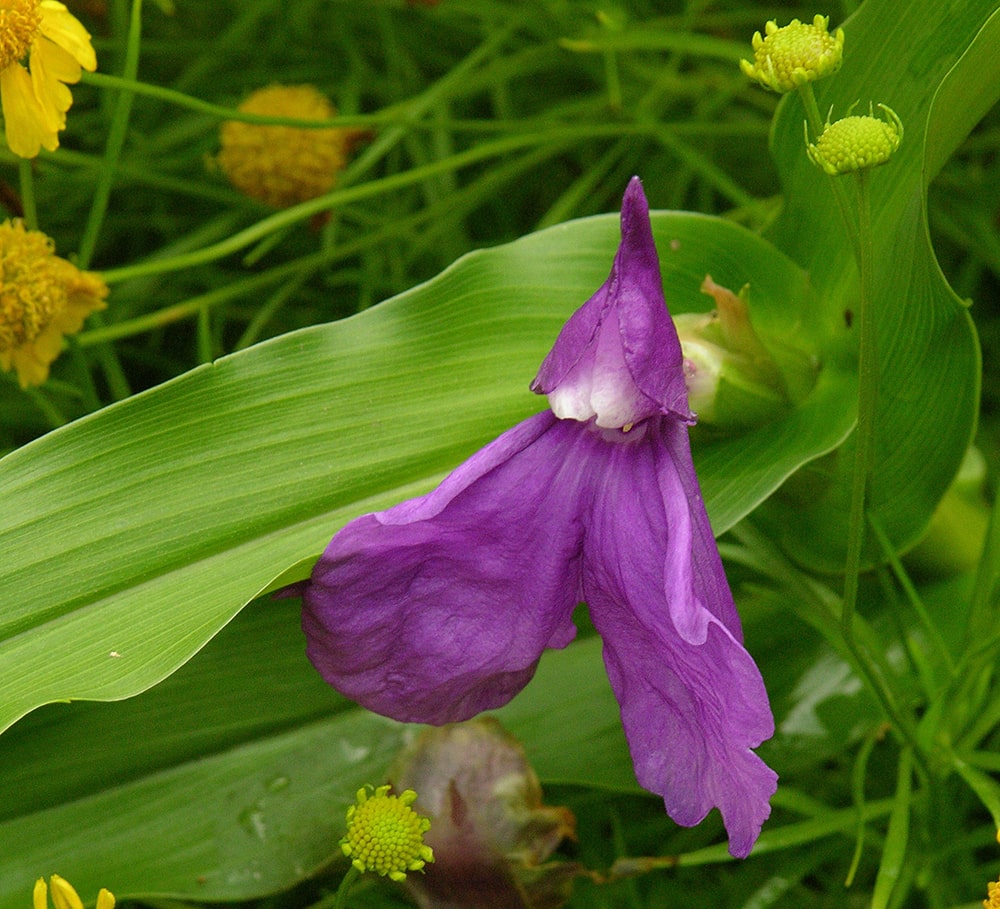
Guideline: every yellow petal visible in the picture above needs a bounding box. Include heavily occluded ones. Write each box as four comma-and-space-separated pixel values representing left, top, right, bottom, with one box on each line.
10, 344, 52, 387
48, 877, 84, 909
31, 321, 68, 362
0, 63, 58, 158
39, 1, 97, 71
30, 37, 79, 126
95, 889, 116, 909
33, 879, 48, 909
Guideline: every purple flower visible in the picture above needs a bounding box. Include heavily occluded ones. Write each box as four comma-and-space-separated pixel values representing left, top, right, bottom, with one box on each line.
298, 177, 777, 858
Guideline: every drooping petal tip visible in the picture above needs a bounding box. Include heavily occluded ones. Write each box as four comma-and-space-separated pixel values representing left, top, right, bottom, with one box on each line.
580, 416, 775, 857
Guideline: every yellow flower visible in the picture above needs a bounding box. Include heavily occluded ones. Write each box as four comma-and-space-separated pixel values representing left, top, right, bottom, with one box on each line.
740, 15, 844, 93
0, 219, 107, 387
217, 83, 366, 208
340, 784, 434, 883
806, 103, 903, 176
34, 876, 115, 909
0, 0, 97, 157
986, 878, 1000, 909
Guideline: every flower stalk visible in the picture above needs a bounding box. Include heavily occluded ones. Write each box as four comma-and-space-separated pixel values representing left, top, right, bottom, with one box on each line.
797, 84, 861, 265
18, 158, 36, 229
803, 115, 925, 763
332, 866, 361, 909
839, 165, 876, 634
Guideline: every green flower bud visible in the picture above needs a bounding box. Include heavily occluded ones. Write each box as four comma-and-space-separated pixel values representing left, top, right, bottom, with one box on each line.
341, 784, 434, 883
806, 103, 903, 176
676, 276, 817, 429
740, 15, 844, 94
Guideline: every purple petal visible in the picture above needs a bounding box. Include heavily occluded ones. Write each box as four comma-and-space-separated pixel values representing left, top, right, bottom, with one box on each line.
296, 176, 778, 857
531, 177, 693, 427
302, 412, 590, 724
582, 420, 776, 858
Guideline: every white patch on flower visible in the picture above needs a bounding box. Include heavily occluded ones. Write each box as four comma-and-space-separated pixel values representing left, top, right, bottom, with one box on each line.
547, 314, 646, 429
547, 373, 597, 423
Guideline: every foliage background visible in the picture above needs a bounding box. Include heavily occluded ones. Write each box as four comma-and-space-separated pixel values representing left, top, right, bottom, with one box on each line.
2, 1, 1000, 908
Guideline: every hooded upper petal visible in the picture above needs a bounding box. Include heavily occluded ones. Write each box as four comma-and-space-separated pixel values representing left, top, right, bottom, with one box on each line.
531, 176, 693, 429
581, 418, 776, 857
302, 411, 590, 724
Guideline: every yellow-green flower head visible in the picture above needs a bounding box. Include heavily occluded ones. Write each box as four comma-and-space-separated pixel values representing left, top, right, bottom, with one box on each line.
0, 0, 98, 157
0, 219, 108, 387
341, 785, 434, 883
217, 83, 365, 208
806, 103, 903, 176
34, 876, 115, 909
740, 15, 844, 93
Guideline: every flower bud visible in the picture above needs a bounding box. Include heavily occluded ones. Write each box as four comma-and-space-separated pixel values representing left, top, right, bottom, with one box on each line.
740, 15, 844, 94
216, 84, 368, 208
340, 784, 434, 883
0, 220, 108, 387
389, 718, 585, 908
806, 103, 903, 176
675, 276, 816, 428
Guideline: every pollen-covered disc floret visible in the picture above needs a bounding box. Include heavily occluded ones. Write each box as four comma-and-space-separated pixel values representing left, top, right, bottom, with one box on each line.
34, 875, 115, 909
0, 219, 107, 387
217, 83, 364, 208
740, 15, 844, 93
986, 878, 1000, 909
806, 103, 903, 176
0, 0, 42, 69
340, 785, 434, 883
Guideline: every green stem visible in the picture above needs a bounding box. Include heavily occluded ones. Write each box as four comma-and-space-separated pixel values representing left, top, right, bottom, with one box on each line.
332, 867, 361, 909
845, 729, 880, 886
840, 169, 877, 634
797, 83, 827, 147
80, 144, 562, 346
797, 84, 861, 264
963, 475, 1000, 653
82, 70, 393, 129
78, 0, 143, 269
343, 21, 516, 185
22, 385, 69, 429
868, 513, 956, 675
726, 522, 926, 767
97, 130, 584, 284
820, 168, 931, 767
73, 0, 144, 403
18, 158, 37, 229
870, 747, 913, 909
602, 47, 623, 113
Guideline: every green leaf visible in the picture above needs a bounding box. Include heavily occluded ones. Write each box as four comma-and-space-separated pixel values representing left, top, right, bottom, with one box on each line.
756, 0, 994, 569
0, 211, 847, 733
